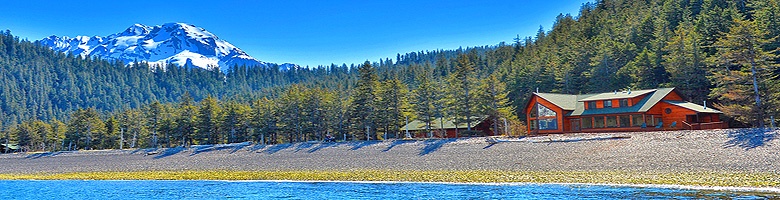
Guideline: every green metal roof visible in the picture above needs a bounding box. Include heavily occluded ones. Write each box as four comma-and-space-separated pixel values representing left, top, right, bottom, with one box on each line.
1, 143, 19, 150
637, 88, 675, 112
578, 89, 657, 102
400, 116, 486, 131
663, 101, 723, 114
534, 93, 580, 110
534, 93, 577, 110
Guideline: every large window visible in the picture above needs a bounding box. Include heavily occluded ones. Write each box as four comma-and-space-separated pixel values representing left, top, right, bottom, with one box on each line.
603, 100, 612, 108
619, 115, 630, 127
606, 116, 618, 128
538, 118, 558, 130
632, 114, 644, 127
529, 103, 558, 131
538, 104, 556, 117
529, 103, 556, 118
582, 117, 593, 129
619, 99, 629, 107
594, 116, 605, 128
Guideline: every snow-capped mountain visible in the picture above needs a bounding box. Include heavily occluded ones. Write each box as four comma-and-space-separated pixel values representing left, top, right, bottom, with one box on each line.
39, 23, 298, 71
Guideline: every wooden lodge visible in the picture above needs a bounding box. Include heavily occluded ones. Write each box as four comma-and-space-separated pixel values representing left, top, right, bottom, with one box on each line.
525, 88, 727, 134
400, 117, 494, 138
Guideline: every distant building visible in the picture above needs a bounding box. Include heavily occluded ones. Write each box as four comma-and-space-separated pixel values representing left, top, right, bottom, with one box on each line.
400, 116, 494, 138
1, 143, 19, 153
525, 88, 726, 134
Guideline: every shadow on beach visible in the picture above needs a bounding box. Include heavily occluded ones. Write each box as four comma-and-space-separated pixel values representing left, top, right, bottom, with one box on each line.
418, 139, 452, 156
25, 151, 67, 159
724, 128, 778, 150
256, 143, 295, 154
383, 139, 418, 152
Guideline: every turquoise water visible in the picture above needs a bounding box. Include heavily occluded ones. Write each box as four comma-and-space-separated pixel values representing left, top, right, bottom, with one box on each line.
0, 180, 777, 199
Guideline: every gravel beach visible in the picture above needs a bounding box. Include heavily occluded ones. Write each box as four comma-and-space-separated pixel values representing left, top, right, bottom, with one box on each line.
1, 128, 778, 174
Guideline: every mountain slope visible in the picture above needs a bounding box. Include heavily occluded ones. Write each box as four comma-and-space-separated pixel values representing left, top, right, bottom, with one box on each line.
39, 23, 297, 71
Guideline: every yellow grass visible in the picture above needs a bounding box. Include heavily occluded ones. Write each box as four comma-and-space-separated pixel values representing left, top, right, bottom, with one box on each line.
1, 170, 778, 187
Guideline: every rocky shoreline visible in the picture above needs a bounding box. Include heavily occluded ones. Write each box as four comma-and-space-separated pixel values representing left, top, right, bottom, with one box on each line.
1, 128, 778, 175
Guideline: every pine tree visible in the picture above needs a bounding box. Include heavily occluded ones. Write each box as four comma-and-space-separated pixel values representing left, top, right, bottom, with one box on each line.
663, 17, 710, 103
413, 70, 438, 137
709, 17, 779, 127
447, 53, 478, 131
476, 75, 514, 136
347, 61, 378, 140
197, 95, 221, 144
376, 78, 408, 139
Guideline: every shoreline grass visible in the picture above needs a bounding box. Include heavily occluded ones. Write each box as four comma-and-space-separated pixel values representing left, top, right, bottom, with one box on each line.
1, 170, 778, 188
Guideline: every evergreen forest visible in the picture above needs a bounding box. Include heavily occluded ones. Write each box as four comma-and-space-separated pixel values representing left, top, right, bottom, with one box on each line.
1, 0, 779, 152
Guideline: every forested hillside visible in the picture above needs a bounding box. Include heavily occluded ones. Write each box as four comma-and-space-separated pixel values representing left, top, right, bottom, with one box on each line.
2, 0, 779, 152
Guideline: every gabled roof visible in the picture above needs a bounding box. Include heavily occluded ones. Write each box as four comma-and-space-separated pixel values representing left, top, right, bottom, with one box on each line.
534, 93, 581, 110
401, 116, 487, 131
568, 88, 675, 116
663, 101, 723, 114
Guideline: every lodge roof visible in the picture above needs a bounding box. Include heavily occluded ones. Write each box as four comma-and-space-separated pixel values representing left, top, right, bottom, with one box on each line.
0, 143, 19, 150
531, 88, 718, 116
400, 116, 487, 131
663, 100, 723, 114
578, 89, 657, 101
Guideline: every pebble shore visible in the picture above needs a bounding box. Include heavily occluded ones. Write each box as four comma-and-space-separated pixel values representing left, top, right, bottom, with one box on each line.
1, 128, 778, 174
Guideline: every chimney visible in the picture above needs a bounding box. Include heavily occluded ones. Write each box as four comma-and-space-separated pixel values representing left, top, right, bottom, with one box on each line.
703, 101, 707, 109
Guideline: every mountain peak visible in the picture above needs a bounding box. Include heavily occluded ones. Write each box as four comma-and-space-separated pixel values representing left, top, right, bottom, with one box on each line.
38, 23, 297, 71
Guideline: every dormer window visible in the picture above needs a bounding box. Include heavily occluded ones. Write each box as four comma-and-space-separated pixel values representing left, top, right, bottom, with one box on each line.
603, 100, 612, 108
619, 99, 628, 107
587, 102, 597, 109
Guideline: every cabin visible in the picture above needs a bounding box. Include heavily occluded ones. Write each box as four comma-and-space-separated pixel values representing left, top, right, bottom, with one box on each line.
0, 143, 19, 153
525, 88, 727, 134
400, 116, 494, 138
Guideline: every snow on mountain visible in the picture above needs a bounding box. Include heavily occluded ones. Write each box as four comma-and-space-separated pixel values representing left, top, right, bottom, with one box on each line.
39, 23, 298, 71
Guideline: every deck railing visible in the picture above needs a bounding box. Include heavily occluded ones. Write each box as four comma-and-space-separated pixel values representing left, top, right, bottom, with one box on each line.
681, 121, 728, 130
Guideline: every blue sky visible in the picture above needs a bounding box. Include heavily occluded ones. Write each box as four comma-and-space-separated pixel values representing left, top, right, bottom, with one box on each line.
2, 0, 590, 67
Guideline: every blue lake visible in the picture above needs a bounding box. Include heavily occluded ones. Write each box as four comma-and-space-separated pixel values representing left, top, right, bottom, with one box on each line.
0, 180, 777, 199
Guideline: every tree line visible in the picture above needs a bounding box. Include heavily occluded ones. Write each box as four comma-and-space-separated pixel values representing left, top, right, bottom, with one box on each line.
4, 59, 517, 152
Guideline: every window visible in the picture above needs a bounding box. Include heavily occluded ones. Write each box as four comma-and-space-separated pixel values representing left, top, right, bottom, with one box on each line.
603, 100, 612, 108
619, 99, 629, 107
619, 115, 630, 127
529, 119, 537, 130
594, 116, 605, 128
587, 101, 597, 109
538, 119, 558, 130
632, 114, 644, 127
582, 117, 593, 129
606, 116, 618, 128
665, 108, 672, 114
529, 103, 557, 118
538, 104, 556, 117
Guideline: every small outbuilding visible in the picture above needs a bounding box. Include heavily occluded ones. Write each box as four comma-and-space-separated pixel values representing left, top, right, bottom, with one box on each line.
525, 88, 727, 134
1, 143, 19, 153
400, 116, 494, 138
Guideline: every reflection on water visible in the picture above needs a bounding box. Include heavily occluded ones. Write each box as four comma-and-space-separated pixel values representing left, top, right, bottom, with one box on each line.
0, 180, 777, 199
